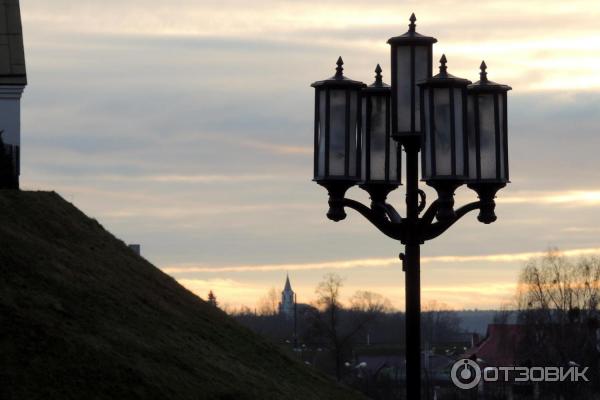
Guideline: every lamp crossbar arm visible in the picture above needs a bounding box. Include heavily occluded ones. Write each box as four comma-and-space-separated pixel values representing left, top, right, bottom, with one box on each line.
339, 197, 485, 243
421, 201, 482, 241
340, 198, 405, 241
420, 199, 439, 226
382, 203, 403, 224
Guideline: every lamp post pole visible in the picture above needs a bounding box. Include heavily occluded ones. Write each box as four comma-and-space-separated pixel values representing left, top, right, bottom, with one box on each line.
404, 139, 422, 399
311, 14, 511, 399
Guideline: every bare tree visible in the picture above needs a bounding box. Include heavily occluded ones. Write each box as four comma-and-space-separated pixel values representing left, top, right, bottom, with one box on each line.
492, 303, 514, 324
518, 249, 600, 323
307, 275, 392, 381
306, 273, 345, 380
315, 273, 344, 310
422, 300, 461, 345
257, 287, 279, 316
517, 249, 600, 396
350, 290, 393, 314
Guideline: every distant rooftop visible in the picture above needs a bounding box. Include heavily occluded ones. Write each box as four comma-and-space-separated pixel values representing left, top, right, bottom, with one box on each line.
0, 0, 26, 86
463, 324, 524, 366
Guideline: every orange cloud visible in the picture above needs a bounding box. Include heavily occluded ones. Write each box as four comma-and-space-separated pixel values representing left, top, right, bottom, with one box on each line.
162, 247, 600, 274
501, 190, 600, 206
176, 278, 518, 311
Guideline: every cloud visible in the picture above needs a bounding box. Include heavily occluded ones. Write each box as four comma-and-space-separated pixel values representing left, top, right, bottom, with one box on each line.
21, 0, 600, 93
61, 173, 301, 184
162, 247, 600, 274
500, 191, 600, 206
16, 0, 600, 310
422, 283, 517, 295
177, 278, 265, 309
101, 203, 318, 219
165, 258, 398, 274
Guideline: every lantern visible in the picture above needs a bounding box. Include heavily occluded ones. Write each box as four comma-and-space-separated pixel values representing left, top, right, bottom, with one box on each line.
311, 57, 366, 220
387, 13, 436, 141
418, 55, 471, 220
466, 61, 512, 223
360, 65, 401, 203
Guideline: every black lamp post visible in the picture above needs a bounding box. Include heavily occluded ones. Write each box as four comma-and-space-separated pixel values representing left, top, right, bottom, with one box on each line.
311, 14, 511, 399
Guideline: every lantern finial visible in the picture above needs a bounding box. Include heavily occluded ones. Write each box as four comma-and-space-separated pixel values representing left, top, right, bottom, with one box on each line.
479, 61, 488, 82
409, 13, 416, 32
439, 54, 448, 75
375, 64, 383, 85
335, 56, 344, 77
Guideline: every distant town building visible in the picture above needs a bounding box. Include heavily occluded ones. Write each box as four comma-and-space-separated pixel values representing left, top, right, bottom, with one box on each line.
278, 274, 295, 319
463, 324, 529, 398
128, 244, 141, 256
463, 324, 524, 366
0, 0, 27, 190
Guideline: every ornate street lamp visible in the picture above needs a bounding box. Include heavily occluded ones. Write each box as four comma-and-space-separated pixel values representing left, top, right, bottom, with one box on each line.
360, 64, 401, 206
310, 14, 512, 399
419, 55, 471, 221
466, 61, 512, 224
311, 57, 366, 221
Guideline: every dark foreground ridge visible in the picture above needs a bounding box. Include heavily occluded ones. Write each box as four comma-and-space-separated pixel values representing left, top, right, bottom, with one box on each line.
0, 191, 364, 400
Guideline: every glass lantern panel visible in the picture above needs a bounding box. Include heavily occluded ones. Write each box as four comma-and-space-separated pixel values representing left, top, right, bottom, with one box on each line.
389, 139, 399, 182
414, 46, 429, 132
453, 88, 465, 177
348, 91, 358, 177
498, 93, 506, 180
478, 94, 496, 180
369, 95, 387, 180
423, 88, 432, 178
467, 95, 477, 179
317, 90, 327, 178
395, 46, 412, 133
329, 89, 347, 176
361, 97, 367, 181
433, 88, 452, 176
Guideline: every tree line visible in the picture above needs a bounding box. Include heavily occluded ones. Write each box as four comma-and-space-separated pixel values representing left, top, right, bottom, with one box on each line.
209, 249, 600, 398
230, 272, 465, 384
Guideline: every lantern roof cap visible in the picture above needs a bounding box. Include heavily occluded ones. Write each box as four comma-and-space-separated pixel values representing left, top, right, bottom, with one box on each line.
387, 13, 437, 46
363, 64, 391, 93
467, 61, 512, 92
0, 0, 27, 86
418, 55, 471, 87
311, 56, 366, 89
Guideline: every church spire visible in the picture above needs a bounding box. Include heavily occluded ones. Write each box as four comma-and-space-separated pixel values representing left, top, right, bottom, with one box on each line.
279, 274, 295, 319
284, 273, 292, 292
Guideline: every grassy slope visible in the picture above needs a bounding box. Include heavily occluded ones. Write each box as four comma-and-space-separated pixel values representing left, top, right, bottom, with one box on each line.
0, 191, 364, 400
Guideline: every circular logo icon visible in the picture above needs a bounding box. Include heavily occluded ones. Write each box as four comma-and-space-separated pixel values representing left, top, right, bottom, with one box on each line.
451, 358, 482, 390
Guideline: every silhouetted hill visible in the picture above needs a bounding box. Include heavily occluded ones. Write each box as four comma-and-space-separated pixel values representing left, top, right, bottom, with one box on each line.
0, 191, 364, 400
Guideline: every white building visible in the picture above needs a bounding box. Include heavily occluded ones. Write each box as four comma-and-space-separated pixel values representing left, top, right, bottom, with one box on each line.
278, 274, 295, 319
0, 0, 27, 189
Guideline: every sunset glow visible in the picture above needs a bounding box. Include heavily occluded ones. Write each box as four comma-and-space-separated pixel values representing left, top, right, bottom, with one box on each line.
19, 0, 600, 311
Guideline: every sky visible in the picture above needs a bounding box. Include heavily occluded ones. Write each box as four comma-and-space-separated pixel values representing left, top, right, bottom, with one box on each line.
17, 0, 600, 311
